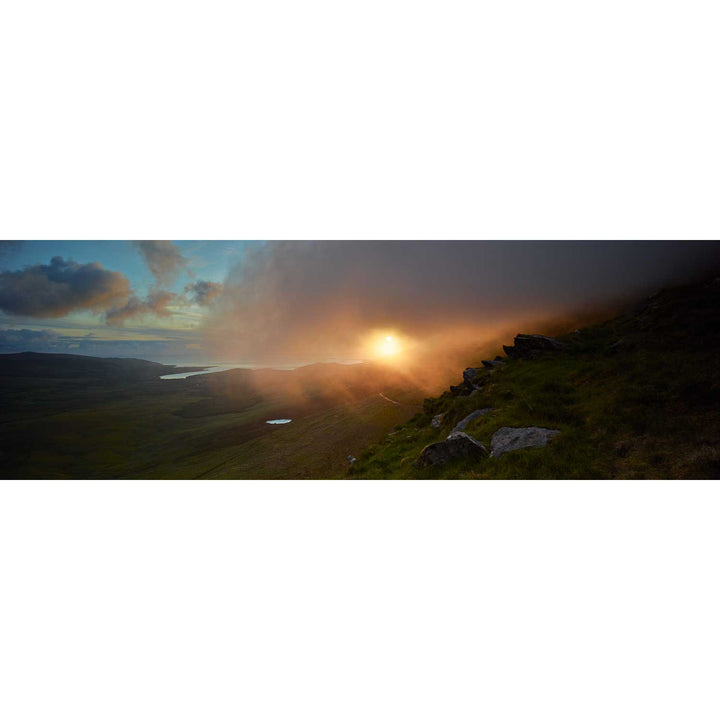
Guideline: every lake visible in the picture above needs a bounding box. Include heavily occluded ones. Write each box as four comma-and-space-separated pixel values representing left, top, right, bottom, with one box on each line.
160, 359, 364, 380
160, 364, 238, 380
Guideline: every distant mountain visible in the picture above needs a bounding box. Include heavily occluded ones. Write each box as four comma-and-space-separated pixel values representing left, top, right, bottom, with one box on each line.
0, 351, 205, 381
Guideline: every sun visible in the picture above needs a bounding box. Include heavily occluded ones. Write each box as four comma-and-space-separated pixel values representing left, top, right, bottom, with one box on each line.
360, 329, 414, 363
377, 335, 401, 357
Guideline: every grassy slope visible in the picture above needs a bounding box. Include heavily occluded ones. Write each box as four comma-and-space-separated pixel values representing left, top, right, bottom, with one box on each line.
348, 280, 720, 479
0, 363, 422, 479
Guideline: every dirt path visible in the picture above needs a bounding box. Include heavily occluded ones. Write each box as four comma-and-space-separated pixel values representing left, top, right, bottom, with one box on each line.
378, 392, 422, 410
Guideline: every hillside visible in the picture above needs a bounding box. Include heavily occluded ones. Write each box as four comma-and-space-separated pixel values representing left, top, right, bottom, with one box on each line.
347, 279, 720, 479
0, 351, 205, 381
0, 355, 424, 479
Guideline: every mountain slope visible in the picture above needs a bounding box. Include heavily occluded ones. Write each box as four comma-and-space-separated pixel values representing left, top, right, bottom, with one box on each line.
0, 351, 204, 380
348, 279, 720, 479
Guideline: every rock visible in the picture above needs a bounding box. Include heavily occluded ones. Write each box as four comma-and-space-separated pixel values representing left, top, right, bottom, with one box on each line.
449, 408, 493, 434
413, 431, 487, 469
490, 426, 561, 458
481, 359, 505, 369
450, 384, 466, 395
606, 338, 637, 353
503, 334, 569, 359
347, 454, 357, 464
462, 367, 483, 388
431, 413, 446, 429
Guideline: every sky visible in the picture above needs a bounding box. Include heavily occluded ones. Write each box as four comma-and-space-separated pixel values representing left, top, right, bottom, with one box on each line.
0, 240, 718, 366
0, 241, 261, 364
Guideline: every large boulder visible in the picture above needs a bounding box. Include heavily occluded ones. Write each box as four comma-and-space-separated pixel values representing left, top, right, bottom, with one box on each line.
450, 408, 493, 434
503, 334, 569, 359
490, 426, 561, 458
413, 431, 487, 468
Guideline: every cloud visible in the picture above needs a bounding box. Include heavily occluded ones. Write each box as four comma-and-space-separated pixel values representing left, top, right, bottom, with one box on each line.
0, 256, 131, 318
105, 290, 177, 326
185, 280, 223, 305
133, 241, 188, 286
204, 240, 720, 362
0, 250, 189, 326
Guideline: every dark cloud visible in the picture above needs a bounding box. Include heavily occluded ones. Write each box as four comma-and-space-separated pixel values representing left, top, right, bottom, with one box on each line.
105, 290, 177, 327
185, 280, 223, 305
205, 241, 720, 361
0, 256, 131, 318
133, 241, 188, 286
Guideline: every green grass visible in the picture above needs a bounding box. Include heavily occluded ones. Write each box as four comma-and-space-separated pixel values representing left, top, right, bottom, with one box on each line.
348, 281, 720, 479
0, 373, 421, 479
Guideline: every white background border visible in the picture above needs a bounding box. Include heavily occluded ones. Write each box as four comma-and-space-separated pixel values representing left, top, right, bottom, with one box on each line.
2, 2, 720, 718
1, 1, 719, 240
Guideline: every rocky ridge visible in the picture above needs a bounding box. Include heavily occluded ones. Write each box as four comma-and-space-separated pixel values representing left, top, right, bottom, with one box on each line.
412, 333, 566, 467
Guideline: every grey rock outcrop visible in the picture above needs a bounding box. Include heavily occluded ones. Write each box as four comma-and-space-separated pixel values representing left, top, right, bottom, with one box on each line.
490, 426, 561, 458
431, 413, 446, 429
482, 359, 505, 369
503, 334, 569, 359
462, 367, 483, 388
413, 431, 487, 468
449, 408, 493, 434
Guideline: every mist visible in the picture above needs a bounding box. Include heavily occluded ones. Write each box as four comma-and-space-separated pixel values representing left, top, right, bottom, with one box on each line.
203, 241, 720, 370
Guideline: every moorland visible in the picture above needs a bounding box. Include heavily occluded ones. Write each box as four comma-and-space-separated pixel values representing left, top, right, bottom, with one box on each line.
0, 353, 429, 479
